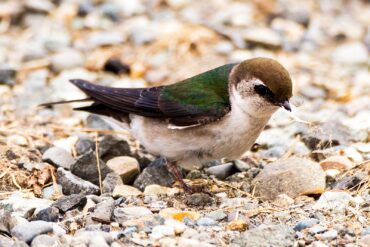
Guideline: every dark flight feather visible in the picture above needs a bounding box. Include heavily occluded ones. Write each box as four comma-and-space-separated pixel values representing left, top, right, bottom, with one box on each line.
43, 63, 236, 126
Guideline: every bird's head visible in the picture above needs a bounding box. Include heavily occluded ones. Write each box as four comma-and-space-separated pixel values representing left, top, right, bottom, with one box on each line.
229, 57, 293, 117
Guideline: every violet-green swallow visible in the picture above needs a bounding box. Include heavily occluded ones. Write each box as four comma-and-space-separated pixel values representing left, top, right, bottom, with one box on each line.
42, 57, 293, 191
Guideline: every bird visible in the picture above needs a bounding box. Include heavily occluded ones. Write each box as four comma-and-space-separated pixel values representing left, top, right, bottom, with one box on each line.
41, 57, 293, 192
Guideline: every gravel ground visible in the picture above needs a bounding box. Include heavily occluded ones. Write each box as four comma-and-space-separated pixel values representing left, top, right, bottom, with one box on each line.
0, 0, 369, 246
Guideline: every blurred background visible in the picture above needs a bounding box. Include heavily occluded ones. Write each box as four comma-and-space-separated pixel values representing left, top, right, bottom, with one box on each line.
0, 0, 369, 153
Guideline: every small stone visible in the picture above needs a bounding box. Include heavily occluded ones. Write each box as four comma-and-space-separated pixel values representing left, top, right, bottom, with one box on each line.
115, 206, 152, 218
71, 231, 112, 247
332, 42, 369, 64
252, 157, 326, 200
57, 168, 99, 195
293, 219, 319, 231
87, 32, 125, 48
106, 156, 140, 184
7, 135, 28, 146
75, 137, 95, 155
70, 151, 112, 186
151, 225, 175, 239
299, 122, 351, 150
0, 68, 16, 86
234, 160, 251, 172
205, 211, 227, 221
31, 234, 59, 247
86, 115, 114, 131
319, 229, 338, 241
133, 164, 175, 191
98, 135, 132, 161
42, 184, 62, 200
144, 184, 179, 196
121, 226, 137, 236
273, 194, 295, 207
51, 49, 84, 72
232, 224, 295, 247
205, 162, 235, 180
42, 147, 75, 170
227, 219, 248, 231
159, 208, 200, 222
33, 207, 59, 222
102, 172, 123, 194
320, 156, 354, 171
362, 226, 370, 236
10, 221, 54, 243
51, 194, 86, 213
185, 193, 213, 207
165, 219, 186, 234
103, 59, 130, 75
112, 185, 142, 197
309, 225, 327, 235
196, 217, 217, 226
313, 191, 352, 212
87, 198, 115, 224
243, 27, 282, 49
0, 194, 52, 216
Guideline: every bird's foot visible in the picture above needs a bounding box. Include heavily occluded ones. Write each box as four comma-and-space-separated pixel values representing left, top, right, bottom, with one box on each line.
166, 161, 194, 194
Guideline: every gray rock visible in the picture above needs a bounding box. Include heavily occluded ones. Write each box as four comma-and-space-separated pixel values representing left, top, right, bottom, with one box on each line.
57, 167, 100, 195
0, 235, 15, 247
234, 160, 251, 172
319, 229, 338, 241
205, 211, 227, 221
34, 207, 59, 222
42, 147, 75, 170
185, 193, 213, 207
133, 164, 175, 191
232, 224, 295, 247
313, 191, 352, 212
0, 68, 16, 86
299, 122, 351, 150
0, 194, 52, 216
11, 221, 54, 243
293, 218, 319, 231
70, 151, 112, 185
205, 162, 235, 180
196, 217, 217, 226
86, 115, 114, 131
98, 135, 132, 162
87, 197, 114, 224
51, 49, 84, 72
52, 194, 87, 213
75, 137, 95, 155
309, 225, 327, 235
252, 157, 326, 200
331, 172, 366, 190
102, 172, 123, 193
31, 234, 59, 247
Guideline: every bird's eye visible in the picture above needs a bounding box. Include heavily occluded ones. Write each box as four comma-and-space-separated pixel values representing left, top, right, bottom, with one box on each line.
254, 84, 272, 96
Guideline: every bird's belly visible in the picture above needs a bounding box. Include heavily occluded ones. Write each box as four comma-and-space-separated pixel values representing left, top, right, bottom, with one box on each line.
129, 113, 269, 168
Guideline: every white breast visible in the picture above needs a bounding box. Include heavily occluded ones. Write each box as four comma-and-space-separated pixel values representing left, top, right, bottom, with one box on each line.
129, 89, 276, 169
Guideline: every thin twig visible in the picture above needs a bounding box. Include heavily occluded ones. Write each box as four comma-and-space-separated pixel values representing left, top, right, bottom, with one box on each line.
95, 132, 102, 194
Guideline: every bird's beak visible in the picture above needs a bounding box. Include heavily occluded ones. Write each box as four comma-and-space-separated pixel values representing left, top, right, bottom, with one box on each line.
279, 100, 291, 112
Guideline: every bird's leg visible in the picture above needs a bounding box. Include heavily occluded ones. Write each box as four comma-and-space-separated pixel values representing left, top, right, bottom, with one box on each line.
166, 161, 191, 193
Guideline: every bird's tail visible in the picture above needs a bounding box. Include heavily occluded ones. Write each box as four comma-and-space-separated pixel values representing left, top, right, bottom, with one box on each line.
39, 98, 91, 108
